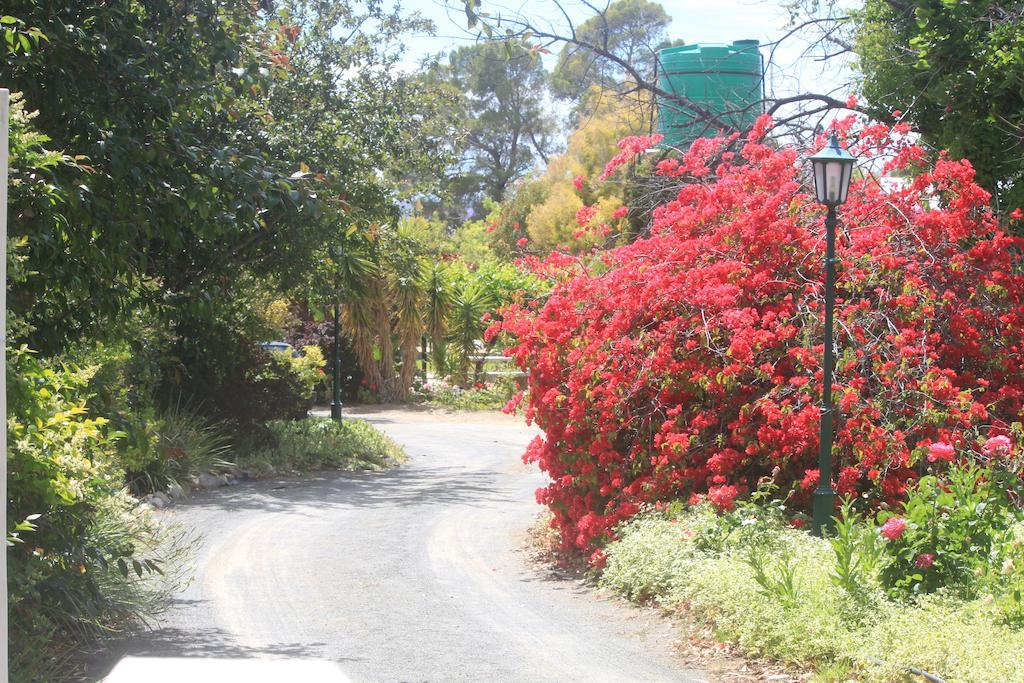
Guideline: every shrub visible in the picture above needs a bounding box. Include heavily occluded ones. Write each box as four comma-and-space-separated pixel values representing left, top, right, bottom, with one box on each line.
124, 404, 234, 494
7, 348, 192, 681
275, 345, 326, 402
495, 117, 1024, 551
283, 313, 366, 403
236, 417, 405, 474
601, 504, 1024, 681
875, 461, 1024, 598
411, 376, 523, 411
170, 337, 316, 429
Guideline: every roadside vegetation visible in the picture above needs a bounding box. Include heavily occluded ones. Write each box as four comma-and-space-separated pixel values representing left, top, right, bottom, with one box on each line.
238, 418, 405, 476
601, 462, 1024, 681
410, 377, 523, 412
7, 0, 1024, 679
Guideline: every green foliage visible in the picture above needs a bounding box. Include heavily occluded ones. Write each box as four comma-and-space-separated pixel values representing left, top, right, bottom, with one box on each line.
411, 376, 523, 411
828, 500, 885, 604
4, 0, 449, 354
877, 463, 1024, 598
7, 347, 193, 681
276, 345, 326, 400
237, 417, 405, 475
162, 294, 318, 428
601, 505, 1024, 681
551, 0, 671, 105
423, 39, 555, 222
853, 0, 1024, 210
122, 404, 234, 495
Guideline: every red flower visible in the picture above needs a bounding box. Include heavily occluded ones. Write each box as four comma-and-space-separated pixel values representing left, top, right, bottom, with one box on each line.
707, 484, 739, 511
914, 553, 936, 569
927, 441, 956, 463
1010, 208, 1023, 221
575, 205, 598, 227
496, 117, 1024, 553
880, 517, 907, 541
516, 237, 529, 248
572, 175, 585, 191
612, 206, 629, 220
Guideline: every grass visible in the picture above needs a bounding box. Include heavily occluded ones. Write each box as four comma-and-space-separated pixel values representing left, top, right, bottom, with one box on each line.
235, 417, 405, 475
599, 505, 1024, 682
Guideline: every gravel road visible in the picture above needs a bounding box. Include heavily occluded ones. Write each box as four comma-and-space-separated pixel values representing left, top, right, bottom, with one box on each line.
98, 406, 704, 683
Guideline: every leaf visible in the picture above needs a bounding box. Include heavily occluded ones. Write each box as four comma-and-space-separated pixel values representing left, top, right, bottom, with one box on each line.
117, 558, 129, 577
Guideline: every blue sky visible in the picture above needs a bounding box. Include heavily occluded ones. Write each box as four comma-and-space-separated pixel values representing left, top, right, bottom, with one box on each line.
392, 0, 850, 99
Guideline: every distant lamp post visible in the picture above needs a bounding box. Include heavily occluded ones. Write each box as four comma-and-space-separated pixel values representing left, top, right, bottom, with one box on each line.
808, 132, 855, 536
331, 243, 344, 422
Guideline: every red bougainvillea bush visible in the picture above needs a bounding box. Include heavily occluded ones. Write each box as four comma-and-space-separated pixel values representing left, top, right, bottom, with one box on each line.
491, 116, 1024, 556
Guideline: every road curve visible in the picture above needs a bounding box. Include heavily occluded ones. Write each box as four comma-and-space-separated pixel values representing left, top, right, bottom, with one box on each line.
99, 406, 704, 683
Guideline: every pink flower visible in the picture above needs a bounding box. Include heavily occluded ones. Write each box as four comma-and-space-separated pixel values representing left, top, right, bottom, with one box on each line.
914, 553, 936, 569
516, 237, 529, 248
1010, 208, 1024, 221
927, 441, 955, 463
983, 435, 1013, 456
612, 206, 629, 220
572, 175, 585, 191
880, 517, 907, 541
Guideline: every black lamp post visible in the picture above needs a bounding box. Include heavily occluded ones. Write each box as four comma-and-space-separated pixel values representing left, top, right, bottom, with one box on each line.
331, 244, 344, 422
807, 132, 855, 537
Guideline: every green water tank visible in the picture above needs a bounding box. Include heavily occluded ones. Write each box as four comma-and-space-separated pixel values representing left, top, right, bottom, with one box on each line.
656, 40, 764, 149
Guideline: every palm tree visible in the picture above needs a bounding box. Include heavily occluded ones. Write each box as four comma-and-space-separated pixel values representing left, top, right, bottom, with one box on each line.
421, 262, 451, 376
448, 282, 496, 386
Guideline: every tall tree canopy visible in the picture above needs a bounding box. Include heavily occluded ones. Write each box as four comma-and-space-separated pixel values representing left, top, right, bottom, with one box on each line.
551, 0, 675, 104
3, 0, 448, 351
853, 0, 1024, 210
426, 40, 555, 222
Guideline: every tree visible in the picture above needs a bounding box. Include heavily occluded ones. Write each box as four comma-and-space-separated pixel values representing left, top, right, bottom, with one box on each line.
3, 0, 449, 354
523, 88, 647, 250
551, 0, 674, 105
458, 0, 872, 142
852, 0, 1024, 211
426, 40, 556, 222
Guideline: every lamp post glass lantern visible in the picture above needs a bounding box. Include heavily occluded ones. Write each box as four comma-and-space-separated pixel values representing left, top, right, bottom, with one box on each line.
808, 132, 855, 536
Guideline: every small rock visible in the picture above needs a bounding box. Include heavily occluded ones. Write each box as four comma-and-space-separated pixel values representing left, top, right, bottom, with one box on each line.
166, 482, 185, 499
196, 472, 222, 490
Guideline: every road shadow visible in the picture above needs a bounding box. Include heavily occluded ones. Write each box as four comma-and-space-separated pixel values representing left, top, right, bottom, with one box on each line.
86, 623, 356, 680
172, 463, 524, 516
